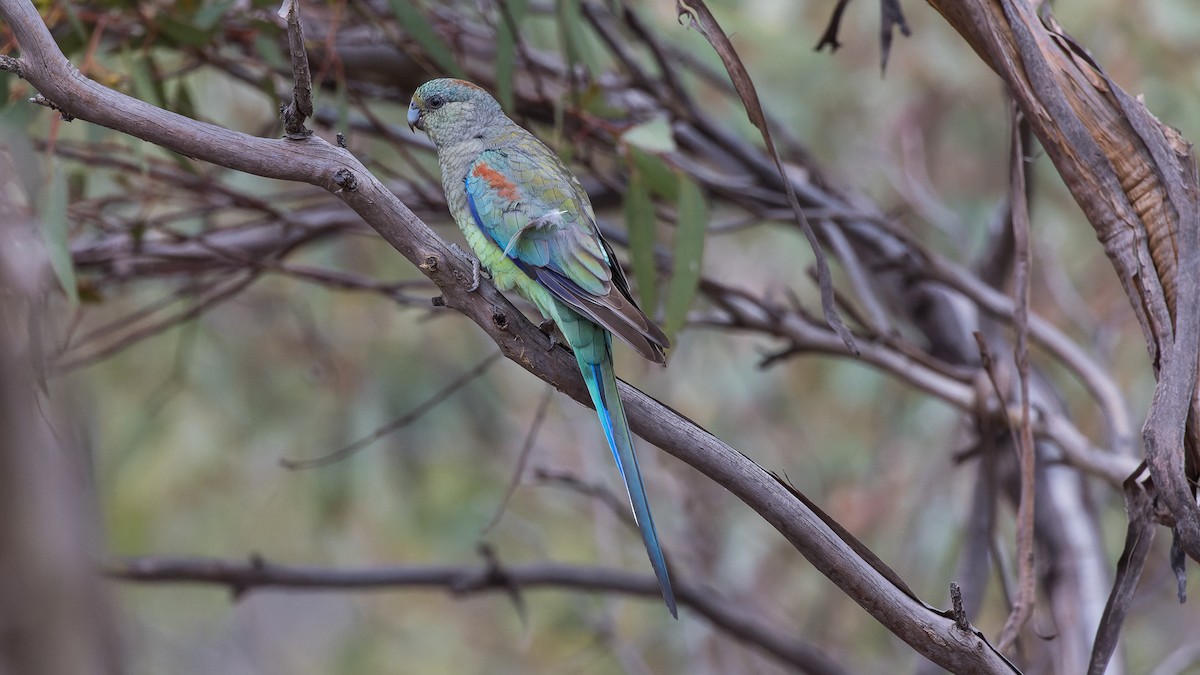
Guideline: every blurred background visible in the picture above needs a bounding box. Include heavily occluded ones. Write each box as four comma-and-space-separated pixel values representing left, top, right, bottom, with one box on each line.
3, 0, 1200, 673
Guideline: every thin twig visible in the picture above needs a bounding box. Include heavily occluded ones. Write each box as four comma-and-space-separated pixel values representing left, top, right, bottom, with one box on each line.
536, 466, 636, 530
280, 350, 503, 469
55, 272, 260, 373
997, 108, 1036, 652
481, 384, 555, 535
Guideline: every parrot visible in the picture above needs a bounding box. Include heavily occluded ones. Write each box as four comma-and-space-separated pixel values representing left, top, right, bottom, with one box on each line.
407, 78, 677, 617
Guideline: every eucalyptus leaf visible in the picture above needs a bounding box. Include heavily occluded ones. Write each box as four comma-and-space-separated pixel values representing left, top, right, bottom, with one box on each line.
622, 116, 677, 154
194, 0, 235, 30
173, 79, 197, 118
388, 0, 464, 77
335, 78, 349, 135
663, 174, 706, 340
624, 167, 658, 313
494, 0, 528, 112
631, 148, 679, 202
556, 0, 604, 78
158, 18, 212, 47
0, 71, 10, 111
125, 50, 163, 108
39, 163, 78, 305
254, 31, 290, 72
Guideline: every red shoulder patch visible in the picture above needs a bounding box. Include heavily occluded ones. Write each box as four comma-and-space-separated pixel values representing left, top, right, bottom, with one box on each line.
472, 163, 521, 201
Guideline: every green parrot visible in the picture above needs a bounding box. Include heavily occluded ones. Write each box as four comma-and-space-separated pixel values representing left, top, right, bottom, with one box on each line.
408, 78, 676, 617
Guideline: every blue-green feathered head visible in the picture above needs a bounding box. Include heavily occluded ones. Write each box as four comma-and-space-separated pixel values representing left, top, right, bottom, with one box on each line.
408, 78, 504, 146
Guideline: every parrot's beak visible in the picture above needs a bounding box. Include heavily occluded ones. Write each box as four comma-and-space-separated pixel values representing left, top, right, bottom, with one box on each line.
407, 102, 422, 132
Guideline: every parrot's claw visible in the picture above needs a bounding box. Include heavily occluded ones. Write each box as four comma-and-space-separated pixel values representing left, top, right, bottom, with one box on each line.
537, 319, 558, 350
450, 244, 482, 293
467, 257, 481, 293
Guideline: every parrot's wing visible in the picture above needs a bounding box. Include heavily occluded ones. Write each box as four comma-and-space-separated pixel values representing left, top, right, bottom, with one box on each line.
465, 148, 668, 363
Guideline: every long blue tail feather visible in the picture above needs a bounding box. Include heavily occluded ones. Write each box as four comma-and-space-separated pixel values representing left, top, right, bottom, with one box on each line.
580, 343, 678, 618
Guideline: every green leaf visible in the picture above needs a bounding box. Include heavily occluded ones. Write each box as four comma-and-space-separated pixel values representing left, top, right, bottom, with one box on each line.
551, 98, 569, 161
158, 18, 212, 47
494, 0, 528, 112
58, 1, 88, 43
556, 0, 579, 76
254, 31, 290, 73
624, 166, 658, 313
124, 49, 163, 108
172, 79, 197, 118
334, 77, 349, 135
630, 148, 679, 202
663, 174, 706, 340
622, 115, 676, 154
387, 0, 464, 77
67, 167, 87, 203
556, 0, 602, 77
0, 70, 10, 111
193, 0, 235, 30
39, 163, 78, 305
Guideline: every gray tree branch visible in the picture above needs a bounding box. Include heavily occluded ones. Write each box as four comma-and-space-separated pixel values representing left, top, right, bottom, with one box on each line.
108, 555, 846, 675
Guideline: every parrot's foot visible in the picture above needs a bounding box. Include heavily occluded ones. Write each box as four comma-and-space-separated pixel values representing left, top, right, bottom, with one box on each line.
467, 257, 481, 292
537, 319, 559, 350
449, 244, 482, 292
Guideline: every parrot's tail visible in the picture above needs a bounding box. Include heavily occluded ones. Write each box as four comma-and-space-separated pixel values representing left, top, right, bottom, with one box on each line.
578, 336, 678, 619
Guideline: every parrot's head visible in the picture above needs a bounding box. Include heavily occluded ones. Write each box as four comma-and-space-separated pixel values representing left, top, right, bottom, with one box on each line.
408, 78, 503, 147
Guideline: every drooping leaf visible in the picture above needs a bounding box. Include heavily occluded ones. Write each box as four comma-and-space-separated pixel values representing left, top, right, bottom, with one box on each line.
555, 0, 579, 79
622, 115, 677, 154
663, 174, 706, 340
172, 79, 197, 119
254, 31, 290, 73
551, 97, 568, 161
630, 148, 679, 202
124, 49, 163, 108
57, 0, 88, 43
193, 0, 235, 30
387, 0, 464, 77
624, 166, 658, 313
158, 18, 213, 48
494, 0, 528, 112
0, 70, 10, 110
559, 0, 604, 78
334, 77, 350, 136
38, 162, 78, 305
67, 167, 87, 204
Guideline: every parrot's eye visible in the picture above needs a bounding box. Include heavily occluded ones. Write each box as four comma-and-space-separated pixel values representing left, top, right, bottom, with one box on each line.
427, 95, 446, 110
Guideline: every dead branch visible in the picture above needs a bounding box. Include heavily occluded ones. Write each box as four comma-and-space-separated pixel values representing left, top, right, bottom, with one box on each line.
107, 554, 847, 675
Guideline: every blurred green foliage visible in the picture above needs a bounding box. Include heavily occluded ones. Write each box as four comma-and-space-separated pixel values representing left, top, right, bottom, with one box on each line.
5, 0, 1199, 673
